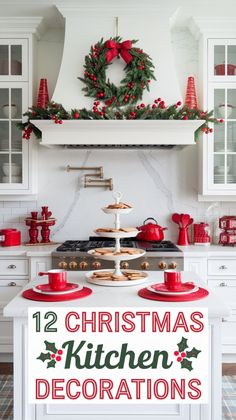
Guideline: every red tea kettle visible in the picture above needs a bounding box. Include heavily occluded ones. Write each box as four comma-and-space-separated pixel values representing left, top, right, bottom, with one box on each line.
136, 218, 167, 242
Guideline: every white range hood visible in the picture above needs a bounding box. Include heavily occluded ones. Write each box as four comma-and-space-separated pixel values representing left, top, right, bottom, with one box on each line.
34, 120, 204, 147
35, 1, 203, 147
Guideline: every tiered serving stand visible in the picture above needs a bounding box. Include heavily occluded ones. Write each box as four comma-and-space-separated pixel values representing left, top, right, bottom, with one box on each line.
86, 192, 148, 287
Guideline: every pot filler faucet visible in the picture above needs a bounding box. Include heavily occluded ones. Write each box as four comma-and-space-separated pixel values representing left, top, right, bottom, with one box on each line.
66, 165, 113, 190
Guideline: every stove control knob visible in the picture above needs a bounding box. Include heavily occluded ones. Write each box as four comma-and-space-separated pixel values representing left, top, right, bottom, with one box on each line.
121, 261, 129, 269
92, 261, 102, 269
159, 261, 167, 270
69, 261, 78, 270
141, 261, 150, 270
168, 262, 177, 269
79, 261, 88, 270
58, 261, 67, 269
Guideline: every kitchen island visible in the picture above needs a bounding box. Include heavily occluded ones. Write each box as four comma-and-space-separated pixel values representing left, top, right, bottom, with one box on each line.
4, 271, 229, 420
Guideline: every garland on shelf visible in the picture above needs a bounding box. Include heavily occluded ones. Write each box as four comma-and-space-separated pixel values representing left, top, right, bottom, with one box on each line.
78, 37, 155, 107
16, 36, 223, 141
17, 100, 221, 141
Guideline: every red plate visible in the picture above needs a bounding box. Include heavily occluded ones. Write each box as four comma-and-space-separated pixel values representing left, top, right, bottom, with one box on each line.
138, 287, 209, 302
22, 287, 92, 302
34, 283, 81, 295
150, 282, 195, 294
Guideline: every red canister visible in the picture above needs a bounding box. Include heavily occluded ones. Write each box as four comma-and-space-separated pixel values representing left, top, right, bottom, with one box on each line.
0, 229, 21, 246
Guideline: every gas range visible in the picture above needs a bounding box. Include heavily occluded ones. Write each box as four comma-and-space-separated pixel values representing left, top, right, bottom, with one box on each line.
52, 237, 184, 272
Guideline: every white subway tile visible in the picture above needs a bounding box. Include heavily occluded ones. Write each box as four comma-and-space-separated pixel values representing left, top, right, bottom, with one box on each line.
3, 201, 20, 208
0, 208, 12, 215
12, 208, 28, 215
3, 215, 20, 223
20, 201, 37, 208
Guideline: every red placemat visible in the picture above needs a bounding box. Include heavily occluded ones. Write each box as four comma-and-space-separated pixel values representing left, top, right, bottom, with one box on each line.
22, 287, 92, 302
138, 287, 209, 302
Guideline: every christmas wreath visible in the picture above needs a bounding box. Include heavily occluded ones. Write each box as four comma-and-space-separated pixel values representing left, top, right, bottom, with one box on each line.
17, 36, 222, 141
78, 37, 155, 107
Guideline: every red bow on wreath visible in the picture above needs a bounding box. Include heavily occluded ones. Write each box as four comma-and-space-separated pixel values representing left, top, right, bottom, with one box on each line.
105, 40, 133, 64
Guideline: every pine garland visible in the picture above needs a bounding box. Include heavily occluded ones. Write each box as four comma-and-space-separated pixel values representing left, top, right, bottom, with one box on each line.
17, 100, 221, 141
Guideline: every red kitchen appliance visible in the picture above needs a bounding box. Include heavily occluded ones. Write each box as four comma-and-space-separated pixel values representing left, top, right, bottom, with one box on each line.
136, 218, 167, 242
0, 229, 21, 247
219, 216, 236, 245
215, 63, 236, 75
193, 223, 211, 245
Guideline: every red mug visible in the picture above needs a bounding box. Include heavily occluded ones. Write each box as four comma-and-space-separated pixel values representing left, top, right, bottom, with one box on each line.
164, 270, 182, 291
38, 270, 67, 291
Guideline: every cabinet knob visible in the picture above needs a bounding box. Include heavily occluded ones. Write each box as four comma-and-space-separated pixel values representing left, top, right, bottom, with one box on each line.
219, 282, 227, 287
8, 281, 16, 286
219, 265, 228, 270
8, 264, 16, 269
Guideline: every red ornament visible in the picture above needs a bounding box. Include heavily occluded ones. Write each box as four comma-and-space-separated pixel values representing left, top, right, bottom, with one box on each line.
185, 76, 198, 109
36, 78, 49, 108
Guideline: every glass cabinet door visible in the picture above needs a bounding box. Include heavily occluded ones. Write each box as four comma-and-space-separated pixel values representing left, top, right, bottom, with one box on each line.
209, 40, 236, 80
0, 84, 27, 187
0, 39, 28, 81
213, 87, 236, 185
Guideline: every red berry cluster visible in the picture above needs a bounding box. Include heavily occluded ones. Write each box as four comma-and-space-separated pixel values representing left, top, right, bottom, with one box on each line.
51, 348, 63, 362
23, 126, 33, 140
96, 92, 104, 99
105, 96, 116, 106
92, 101, 106, 117
128, 111, 137, 119
52, 115, 63, 124
174, 350, 186, 362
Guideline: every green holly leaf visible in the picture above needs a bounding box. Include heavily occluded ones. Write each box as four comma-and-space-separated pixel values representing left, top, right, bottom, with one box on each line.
180, 358, 193, 371
47, 359, 56, 369
44, 340, 58, 354
37, 352, 51, 362
186, 347, 201, 359
177, 337, 188, 352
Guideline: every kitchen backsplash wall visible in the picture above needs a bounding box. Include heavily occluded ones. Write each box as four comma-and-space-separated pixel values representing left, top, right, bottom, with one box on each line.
1, 27, 235, 243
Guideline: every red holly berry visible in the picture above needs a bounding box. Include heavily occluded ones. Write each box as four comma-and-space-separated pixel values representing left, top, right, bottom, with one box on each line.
137, 105, 140, 110
74, 112, 80, 119
51, 353, 55, 359
174, 351, 179, 356
154, 99, 159, 104
183, 116, 188, 120
152, 104, 157, 109
56, 356, 61, 362
219, 119, 224, 123
176, 101, 182, 106
140, 103, 145, 108
132, 95, 136, 99
181, 352, 186, 358
209, 128, 213, 133
177, 357, 182, 362
58, 120, 63, 124
57, 349, 63, 355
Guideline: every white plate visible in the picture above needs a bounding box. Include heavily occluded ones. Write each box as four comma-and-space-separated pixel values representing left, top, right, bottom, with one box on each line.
146, 285, 199, 296
102, 207, 133, 215
95, 229, 138, 239
88, 248, 145, 261
85, 269, 148, 287
33, 283, 83, 295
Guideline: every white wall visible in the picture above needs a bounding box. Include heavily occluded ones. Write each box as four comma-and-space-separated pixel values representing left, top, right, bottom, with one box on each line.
1, 26, 235, 243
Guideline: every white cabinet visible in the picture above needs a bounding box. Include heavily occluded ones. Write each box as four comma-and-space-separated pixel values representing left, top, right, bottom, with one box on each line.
29, 256, 52, 281
189, 17, 236, 199
184, 257, 207, 280
0, 257, 28, 358
0, 24, 40, 196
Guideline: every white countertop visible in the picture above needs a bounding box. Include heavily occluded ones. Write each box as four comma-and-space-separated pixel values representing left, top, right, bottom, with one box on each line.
0, 243, 58, 257
4, 271, 230, 319
0, 243, 236, 258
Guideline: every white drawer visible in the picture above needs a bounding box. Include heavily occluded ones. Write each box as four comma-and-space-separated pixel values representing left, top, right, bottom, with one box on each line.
0, 279, 27, 308
208, 258, 236, 276
0, 259, 28, 276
